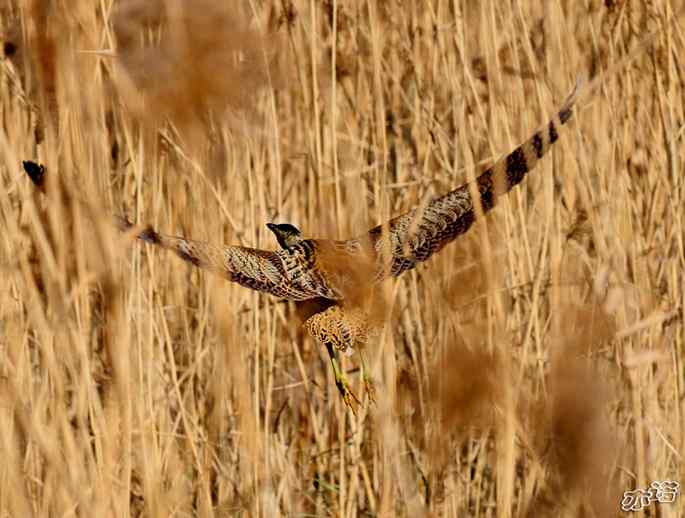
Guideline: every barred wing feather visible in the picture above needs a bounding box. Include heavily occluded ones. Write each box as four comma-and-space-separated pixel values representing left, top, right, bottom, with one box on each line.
365, 80, 581, 279
118, 220, 342, 301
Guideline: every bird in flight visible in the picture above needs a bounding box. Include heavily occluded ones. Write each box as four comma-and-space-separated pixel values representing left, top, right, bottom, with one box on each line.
23, 79, 580, 414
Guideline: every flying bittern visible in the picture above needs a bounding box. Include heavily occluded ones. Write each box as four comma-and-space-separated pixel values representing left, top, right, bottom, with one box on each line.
23, 80, 581, 414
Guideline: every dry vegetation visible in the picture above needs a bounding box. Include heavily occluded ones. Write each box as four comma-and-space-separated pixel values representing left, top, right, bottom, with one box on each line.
1, 0, 684, 516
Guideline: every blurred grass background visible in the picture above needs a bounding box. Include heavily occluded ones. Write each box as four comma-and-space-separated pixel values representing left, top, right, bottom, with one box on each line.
0, 0, 683, 516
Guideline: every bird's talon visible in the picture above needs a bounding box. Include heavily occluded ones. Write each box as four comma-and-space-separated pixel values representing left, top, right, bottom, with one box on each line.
336, 379, 360, 415
344, 393, 358, 416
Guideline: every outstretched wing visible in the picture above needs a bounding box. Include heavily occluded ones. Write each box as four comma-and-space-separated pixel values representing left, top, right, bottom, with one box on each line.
364, 79, 581, 279
116, 218, 343, 301
20, 162, 342, 302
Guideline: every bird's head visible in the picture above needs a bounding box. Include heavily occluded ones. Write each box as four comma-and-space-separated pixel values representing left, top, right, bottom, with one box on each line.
266, 223, 303, 249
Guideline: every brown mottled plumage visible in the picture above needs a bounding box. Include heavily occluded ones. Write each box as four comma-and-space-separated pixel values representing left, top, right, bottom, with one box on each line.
364, 80, 579, 279
23, 79, 580, 413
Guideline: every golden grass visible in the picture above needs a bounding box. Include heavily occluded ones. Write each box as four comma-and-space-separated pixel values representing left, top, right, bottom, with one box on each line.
1, 0, 684, 516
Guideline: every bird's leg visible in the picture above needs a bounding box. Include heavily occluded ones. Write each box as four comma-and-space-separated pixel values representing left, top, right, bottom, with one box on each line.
325, 341, 360, 415
305, 305, 376, 413
358, 348, 376, 405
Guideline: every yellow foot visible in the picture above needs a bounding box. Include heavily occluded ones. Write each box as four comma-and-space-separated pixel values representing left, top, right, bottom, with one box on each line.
336, 377, 361, 416
364, 376, 377, 406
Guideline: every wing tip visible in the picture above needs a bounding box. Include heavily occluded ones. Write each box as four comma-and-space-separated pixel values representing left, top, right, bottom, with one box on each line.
22, 160, 46, 190
564, 75, 585, 109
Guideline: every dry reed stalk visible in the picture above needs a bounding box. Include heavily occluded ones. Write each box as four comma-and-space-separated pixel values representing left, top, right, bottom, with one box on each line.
0, 1, 683, 516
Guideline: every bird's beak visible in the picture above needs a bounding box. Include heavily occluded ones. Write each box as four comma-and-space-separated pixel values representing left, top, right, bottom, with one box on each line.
266, 223, 276, 231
